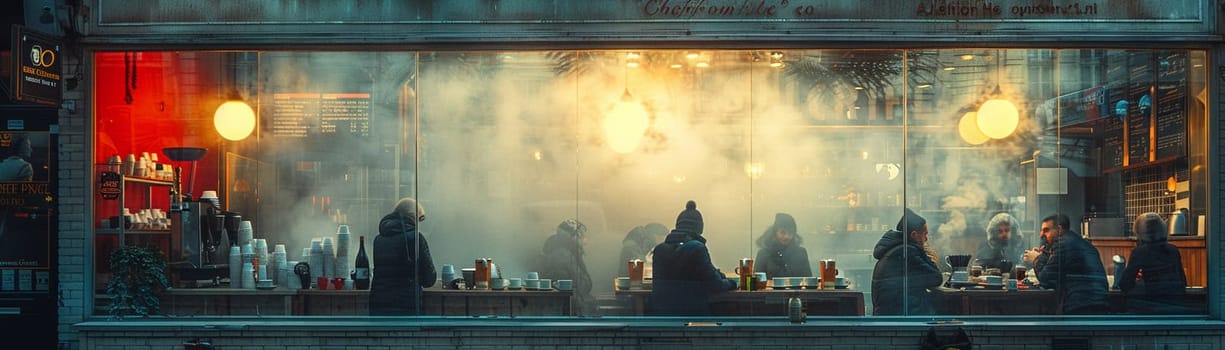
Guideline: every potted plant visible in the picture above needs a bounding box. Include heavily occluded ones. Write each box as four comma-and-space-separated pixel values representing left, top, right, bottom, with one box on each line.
105, 245, 170, 317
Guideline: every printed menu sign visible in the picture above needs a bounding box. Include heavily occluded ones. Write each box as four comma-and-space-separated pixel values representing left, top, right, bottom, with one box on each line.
1154, 51, 1187, 161
266, 93, 371, 139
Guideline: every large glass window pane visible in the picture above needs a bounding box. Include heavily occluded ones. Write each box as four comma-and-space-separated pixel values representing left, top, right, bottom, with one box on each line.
91, 48, 1208, 317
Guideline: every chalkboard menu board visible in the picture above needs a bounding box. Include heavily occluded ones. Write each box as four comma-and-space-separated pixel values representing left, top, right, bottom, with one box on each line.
265, 93, 371, 139
1100, 52, 1129, 172
1097, 51, 1190, 173
1125, 51, 1153, 166
1154, 51, 1187, 162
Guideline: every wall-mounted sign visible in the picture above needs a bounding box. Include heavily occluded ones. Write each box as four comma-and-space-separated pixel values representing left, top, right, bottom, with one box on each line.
98, 172, 120, 200
9, 25, 62, 107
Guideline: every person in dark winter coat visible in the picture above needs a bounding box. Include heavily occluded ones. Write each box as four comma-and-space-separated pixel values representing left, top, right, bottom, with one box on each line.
754, 213, 812, 278
649, 200, 736, 315
370, 197, 437, 316
1037, 213, 1109, 314
973, 212, 1025, 271
871, 208, 943, 316
1120, 212, 1188, 314
619, 223, 668, 276
538, 219, 596, 315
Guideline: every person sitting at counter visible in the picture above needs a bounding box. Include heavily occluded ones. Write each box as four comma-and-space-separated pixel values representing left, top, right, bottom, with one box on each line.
753, 213, 812, 278
649, 200, 736, 316
1037, 213, 1109, 314
618, 222, 668, 277
972, 212, 1025, 272
1120, 212, 1188, 314
1022, 222, 1054, 277
369, 197, 437, 316
871, 208, 943, 316
537, 218, 596, 315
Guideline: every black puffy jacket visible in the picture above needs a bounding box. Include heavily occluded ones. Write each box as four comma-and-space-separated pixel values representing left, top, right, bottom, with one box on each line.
369, 213, 436, 315
649, 231, 735, 315
1038, 233, 1108, 314
870, 230, 943, 316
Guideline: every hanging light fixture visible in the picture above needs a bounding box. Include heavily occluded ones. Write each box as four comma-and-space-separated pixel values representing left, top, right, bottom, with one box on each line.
604, 54, 649, 154
976, 50, 1019, 139
958, 111, 990, 145
214, 54, 256, 141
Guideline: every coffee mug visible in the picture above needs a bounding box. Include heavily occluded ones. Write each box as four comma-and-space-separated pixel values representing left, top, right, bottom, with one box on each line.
491, 278, 506, 290
526, 272, 540, 280
555, 279, 574, 291
538, 279, 552, 290
1005, 279, 1018, 291
615, 277, 631, 290
508, 278, 523, 289
316, 277, 329, 290
525, 279, 540, 290
984, 275, 1003, 285
835, 276, 846, 287
332, 277, 344, 290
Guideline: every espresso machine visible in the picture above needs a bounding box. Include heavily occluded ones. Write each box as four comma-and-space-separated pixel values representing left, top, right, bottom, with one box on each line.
164, 147, 232, 287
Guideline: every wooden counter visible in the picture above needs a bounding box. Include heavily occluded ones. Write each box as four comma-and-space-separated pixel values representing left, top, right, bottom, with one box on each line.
1089, 236, 1206, 287
930, 286, 1207, 315
160, 287, 574, 316
615, 288, 865, 316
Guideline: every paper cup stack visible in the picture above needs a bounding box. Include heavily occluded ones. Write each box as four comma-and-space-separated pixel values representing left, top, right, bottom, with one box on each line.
229, 246, 242, 289
309, 239, 324, 283
321, 238, 335, 279
334, 225, 351, 281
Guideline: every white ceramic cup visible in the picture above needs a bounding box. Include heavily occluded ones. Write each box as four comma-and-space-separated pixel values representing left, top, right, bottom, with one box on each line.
952, 271, 969, 281
802, 277, 819, 288
525, 279, 540, 290
526, 272, 540, 280
508, 278, 523, 289
615, 277, 631, 290
538, 279, 552, 290
836, 276, 846, 286
555, 279, 574, 291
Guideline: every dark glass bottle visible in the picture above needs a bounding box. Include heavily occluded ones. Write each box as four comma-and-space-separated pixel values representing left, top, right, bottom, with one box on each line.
354, 236, 371, 290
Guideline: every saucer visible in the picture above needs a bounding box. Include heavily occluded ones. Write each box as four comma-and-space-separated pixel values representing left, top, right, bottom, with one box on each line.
255, 285, 277, 290
834, 284, 848, 289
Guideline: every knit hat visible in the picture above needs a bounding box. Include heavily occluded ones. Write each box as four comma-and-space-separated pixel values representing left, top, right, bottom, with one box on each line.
675, 200, 704, 235
774, 213, 797, 234
895, 208, 926, 234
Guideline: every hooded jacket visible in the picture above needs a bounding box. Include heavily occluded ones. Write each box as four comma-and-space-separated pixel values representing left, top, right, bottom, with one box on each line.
539, 228, 596, 315
753, 213, 812, 278
619, 223, 667, 276
870, 229, 943, 315
1038, 231, 1109, 314
973, 213, 1026, 270
1120, 214, 1187, 314
369, 212, 436, 315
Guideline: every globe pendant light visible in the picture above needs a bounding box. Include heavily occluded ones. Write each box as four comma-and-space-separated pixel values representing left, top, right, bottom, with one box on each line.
214, 54, 256, 141
958, 111, 990, 145
214, 99, 256, 141
976, 51, 1019, 139
604, 55, 649, 154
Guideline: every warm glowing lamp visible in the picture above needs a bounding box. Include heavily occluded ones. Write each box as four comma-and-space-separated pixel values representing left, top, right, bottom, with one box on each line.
958, 111, 990, 145
976, 99, 1019, 139
603, 91, 649, 154
214, 100, 256, 141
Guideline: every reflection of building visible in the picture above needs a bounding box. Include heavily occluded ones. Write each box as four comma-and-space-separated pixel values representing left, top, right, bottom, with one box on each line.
28, 1, 1225, 349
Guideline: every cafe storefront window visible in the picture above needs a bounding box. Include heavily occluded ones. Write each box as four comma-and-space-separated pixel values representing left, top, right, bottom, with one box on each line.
91, 48, 1209, 317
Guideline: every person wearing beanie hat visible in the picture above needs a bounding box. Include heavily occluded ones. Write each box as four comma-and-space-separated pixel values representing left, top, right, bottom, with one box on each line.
370, 197, 436, 315
1120, 212, 1189, 314
870, 208, 942, 315
538, 218, 595, 315
754, 213, 812, 278
649, 200, 736, 315
674, 200, 704, 238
